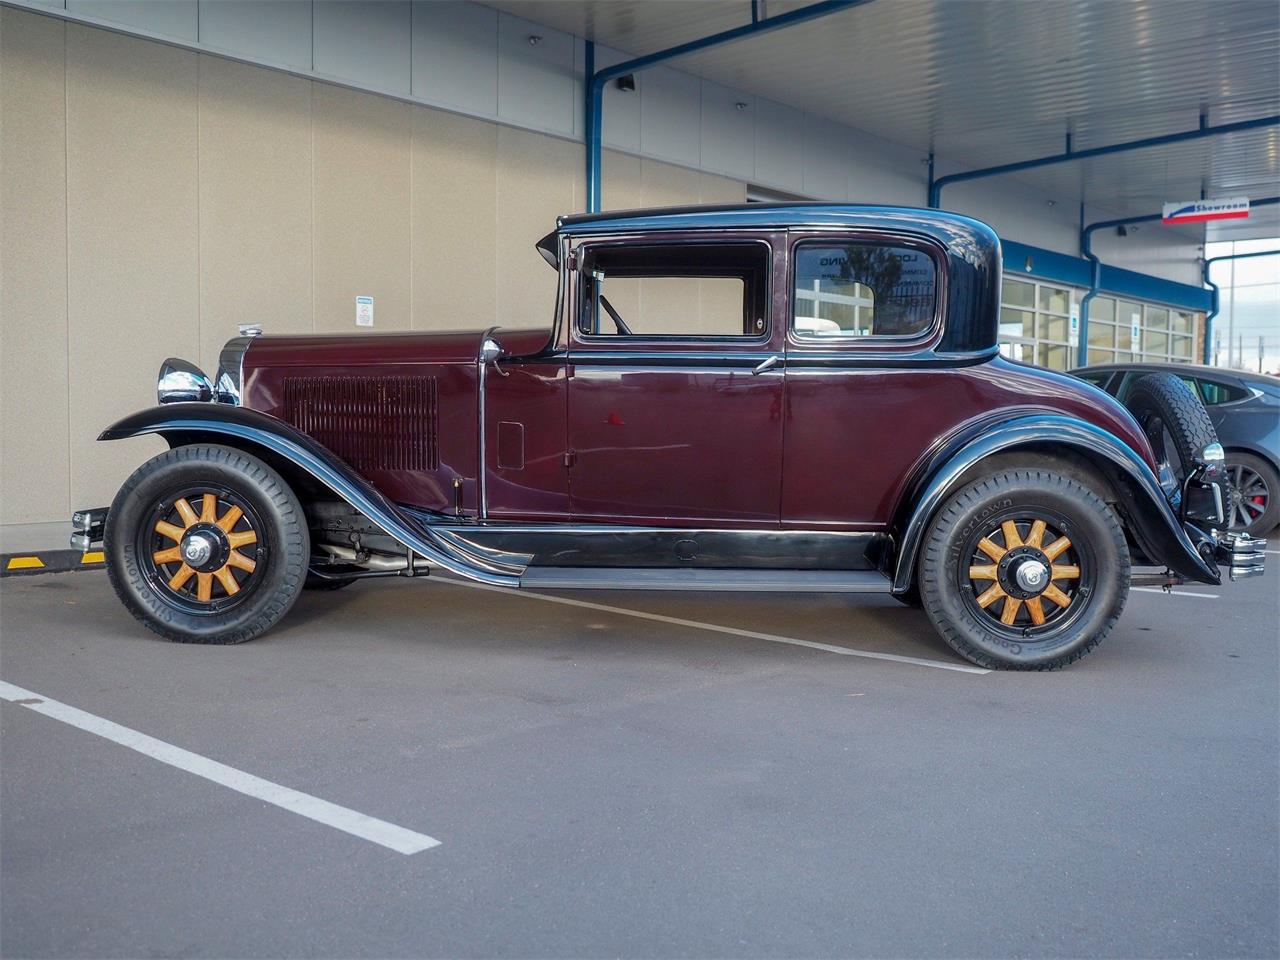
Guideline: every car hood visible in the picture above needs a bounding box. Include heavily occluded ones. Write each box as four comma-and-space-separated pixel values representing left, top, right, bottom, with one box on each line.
241, 327, 553, 368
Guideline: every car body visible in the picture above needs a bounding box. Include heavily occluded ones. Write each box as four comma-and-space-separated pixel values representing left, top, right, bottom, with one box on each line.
1074, 362, 1280, 534
74, 204, 1265, 669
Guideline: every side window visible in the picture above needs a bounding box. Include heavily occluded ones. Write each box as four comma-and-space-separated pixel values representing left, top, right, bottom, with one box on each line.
1197, 379, 1250, 405
576, 242, 768, 339
793, 241, 937, 339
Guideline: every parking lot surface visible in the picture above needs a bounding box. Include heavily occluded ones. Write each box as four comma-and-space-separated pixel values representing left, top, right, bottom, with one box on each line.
2, 563, 1277, 958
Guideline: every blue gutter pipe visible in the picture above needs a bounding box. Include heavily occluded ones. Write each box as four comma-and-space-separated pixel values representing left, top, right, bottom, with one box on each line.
584, 0, 870, 212
1203, 247, 1280, 364
1077, 197, 1280, 364
929, 115, 1280, 210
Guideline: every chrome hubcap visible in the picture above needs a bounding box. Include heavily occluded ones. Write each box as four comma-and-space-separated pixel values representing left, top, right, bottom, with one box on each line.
1014, 558, 1049, 593
181, 531, 217, 567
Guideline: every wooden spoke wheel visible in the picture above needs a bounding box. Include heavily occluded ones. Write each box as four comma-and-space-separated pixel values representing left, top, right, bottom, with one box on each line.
106, 444, 308, 644
139, 487, 266, 614
964, 516, 1083, 633
918, 469, 1129, 671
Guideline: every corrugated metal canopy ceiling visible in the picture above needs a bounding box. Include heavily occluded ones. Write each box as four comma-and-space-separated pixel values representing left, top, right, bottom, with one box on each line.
488, 0, 1279, 239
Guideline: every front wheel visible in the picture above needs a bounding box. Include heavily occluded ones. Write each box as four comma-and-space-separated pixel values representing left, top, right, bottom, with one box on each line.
918, 469, 1129, 670
105, 444, 310, 644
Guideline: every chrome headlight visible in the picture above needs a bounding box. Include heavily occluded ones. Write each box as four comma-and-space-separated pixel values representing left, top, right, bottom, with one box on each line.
157, 358, 214, 404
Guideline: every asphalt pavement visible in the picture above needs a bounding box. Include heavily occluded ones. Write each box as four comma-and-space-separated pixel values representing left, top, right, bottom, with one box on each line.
1, 559, 1277, 958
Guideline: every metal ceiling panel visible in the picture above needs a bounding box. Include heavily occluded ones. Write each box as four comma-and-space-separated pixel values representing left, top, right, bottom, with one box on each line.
486, 0, 1279, 228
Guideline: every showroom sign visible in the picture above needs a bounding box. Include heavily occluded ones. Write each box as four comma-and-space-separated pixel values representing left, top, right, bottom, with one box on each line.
1161, 197, 1250, 224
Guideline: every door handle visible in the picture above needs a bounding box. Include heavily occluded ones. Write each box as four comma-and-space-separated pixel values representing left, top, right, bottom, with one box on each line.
752, 355, 780, 375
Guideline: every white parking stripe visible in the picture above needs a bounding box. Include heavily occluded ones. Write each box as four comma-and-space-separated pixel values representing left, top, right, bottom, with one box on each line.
0, 681, 440, 855
427, 576, 990, 675
1132, 587, 1220, 599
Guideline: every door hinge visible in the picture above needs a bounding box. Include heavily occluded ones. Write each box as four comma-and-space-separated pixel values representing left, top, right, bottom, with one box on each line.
563, 450, 576, 468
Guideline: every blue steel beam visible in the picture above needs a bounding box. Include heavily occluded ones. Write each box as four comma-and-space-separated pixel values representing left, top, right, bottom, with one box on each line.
1077, 197, 1280, 363
584, 0, 870, 212
929, 115, 1280, 209
1204, 247, 1280, 364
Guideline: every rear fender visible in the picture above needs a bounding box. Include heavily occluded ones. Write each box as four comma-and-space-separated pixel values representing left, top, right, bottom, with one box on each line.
891, 413, 1220, 591
99, 403, 523, 586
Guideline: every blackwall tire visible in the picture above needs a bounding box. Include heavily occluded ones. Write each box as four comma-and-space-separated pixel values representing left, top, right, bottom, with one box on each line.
1225, 451, 1280, 536
918, 469, 1129, 670
104, 444, 309, 644
1124, 373, 1219, 484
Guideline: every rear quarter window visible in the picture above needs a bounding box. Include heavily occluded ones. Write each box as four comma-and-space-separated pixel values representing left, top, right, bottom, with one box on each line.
1197, 379, 1251, 405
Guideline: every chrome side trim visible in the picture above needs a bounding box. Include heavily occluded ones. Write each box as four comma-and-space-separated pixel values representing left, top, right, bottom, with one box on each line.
215, 335, 256, 405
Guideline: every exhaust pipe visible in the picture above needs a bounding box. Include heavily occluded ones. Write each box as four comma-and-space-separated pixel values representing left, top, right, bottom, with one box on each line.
317, 543, 430, 576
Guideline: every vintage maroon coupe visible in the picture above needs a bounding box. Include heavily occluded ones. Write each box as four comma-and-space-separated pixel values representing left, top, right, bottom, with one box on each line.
73, 204, 1263, 669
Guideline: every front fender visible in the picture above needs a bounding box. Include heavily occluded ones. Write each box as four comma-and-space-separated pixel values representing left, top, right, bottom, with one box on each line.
100, 403, 523, 586
891, 413, 1220, 591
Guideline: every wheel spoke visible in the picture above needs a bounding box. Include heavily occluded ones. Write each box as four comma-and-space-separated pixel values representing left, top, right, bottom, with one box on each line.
227, 529, 257, 548
213, 566, 240, 596
1043, 583, 1072, 608
1001, 521, 1023, 549
168, 564, 196, 591
216, 504, 243, 532
1000, 596, 1022, 625
153, 546, 183, 564
1042, 536, 1072, 561
226, 550, 256, 573
196, 572, 213, 602
975, 582, 1006, 608
1050, 564, 1080, 580
977, 538, 1006, 561
155, 520, 186, 542
1025, 519, 1047, 549
200, 493, 217, 523
174, 498, 199, 528
1025, 597, 1046, 625
968, 564, 998, 580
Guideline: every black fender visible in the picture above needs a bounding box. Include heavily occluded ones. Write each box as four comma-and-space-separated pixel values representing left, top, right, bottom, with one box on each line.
891, 413, 1221, 591
99, 403, 524, 586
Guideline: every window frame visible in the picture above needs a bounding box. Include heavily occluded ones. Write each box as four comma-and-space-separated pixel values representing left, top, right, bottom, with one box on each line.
786, 230, 946, 350
569, 233, 775, 347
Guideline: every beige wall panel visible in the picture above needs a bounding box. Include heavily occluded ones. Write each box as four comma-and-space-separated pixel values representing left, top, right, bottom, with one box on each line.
698, 171, 748, 332
0, 9, 70, 525
410, 106, 497, 331
699, 171, 747, 204
600, 149, 642, 212
639, 158, 700, 208
495, 125, 578, 328
313, 84, 411, 334
198, 56, 313, 372
66, 24, 197, 509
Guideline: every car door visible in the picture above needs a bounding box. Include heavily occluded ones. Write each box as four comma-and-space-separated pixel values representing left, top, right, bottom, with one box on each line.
781, 230, 946, 526
565, 231, 785, 525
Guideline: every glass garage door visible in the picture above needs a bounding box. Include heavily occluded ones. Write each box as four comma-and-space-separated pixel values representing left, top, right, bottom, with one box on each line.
999, 276, 1201, 370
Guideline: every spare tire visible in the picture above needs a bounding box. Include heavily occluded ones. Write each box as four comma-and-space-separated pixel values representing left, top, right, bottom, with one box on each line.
1123, 373, 1219, 490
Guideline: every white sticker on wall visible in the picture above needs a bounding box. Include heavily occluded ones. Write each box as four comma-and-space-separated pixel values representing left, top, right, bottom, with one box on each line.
356, 296, 374, 327
1069, 306, 1080, 339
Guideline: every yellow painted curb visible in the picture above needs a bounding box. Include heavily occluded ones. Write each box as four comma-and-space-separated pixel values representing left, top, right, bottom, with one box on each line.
6, 556, 45, 570
81, 551, 105, 564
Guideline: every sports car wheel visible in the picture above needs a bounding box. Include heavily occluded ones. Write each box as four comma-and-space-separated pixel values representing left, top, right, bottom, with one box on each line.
105, 444, 309, 644
918, 469, 1129, 670
1224, 451, 1280, 536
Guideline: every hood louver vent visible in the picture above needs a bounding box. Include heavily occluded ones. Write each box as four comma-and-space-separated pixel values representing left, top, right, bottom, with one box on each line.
282, 375, 439, 473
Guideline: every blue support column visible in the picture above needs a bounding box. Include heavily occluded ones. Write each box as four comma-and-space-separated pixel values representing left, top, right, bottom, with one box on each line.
583, 0, 871, 212
1078, 197, 1279, 365
1203, 247, 1280, 364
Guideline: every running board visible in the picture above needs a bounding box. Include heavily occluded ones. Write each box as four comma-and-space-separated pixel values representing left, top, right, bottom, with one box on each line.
517, 568, 893, 593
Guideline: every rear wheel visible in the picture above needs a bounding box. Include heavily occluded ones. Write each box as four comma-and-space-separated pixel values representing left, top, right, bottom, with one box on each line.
105, 444, 309, 644
918, 469, 1129, 670
1225, 451, 1280, 536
